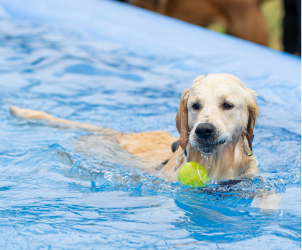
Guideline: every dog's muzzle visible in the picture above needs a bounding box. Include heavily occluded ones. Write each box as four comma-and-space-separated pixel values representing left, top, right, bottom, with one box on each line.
192, 123, 224, 155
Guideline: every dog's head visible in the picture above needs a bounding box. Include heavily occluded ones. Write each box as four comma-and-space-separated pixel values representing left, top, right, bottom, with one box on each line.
176, 74, 259, 156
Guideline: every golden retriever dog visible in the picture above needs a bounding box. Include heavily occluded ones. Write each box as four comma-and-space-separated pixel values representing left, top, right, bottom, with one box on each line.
123, 0, 268, 46
10, 73, 260, 183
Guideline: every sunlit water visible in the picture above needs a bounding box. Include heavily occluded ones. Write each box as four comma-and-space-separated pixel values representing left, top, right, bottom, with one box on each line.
0, 18, 300, 249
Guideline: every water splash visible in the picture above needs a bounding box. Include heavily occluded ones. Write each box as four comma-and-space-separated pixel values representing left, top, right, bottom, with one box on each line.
51, 144, 300, 198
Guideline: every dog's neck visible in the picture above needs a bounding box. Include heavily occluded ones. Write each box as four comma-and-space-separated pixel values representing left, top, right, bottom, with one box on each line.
186, 136, 253, 181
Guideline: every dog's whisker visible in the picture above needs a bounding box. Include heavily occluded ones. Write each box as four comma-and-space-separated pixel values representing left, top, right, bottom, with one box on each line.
180, 137, 190, 146
179, 129, 190, 134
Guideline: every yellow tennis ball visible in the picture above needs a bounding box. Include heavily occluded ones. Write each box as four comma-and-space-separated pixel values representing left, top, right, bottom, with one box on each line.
178, 162, 210, 188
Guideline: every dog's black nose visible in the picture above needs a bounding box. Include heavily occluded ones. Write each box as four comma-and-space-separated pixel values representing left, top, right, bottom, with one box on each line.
195, 123, 215, 140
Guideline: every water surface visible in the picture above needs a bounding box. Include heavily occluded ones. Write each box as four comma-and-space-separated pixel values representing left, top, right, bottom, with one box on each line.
0, 6, 300, 249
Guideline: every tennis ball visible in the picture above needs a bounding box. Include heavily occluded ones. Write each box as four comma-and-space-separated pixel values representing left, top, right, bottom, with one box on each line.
178, 162, 210, 188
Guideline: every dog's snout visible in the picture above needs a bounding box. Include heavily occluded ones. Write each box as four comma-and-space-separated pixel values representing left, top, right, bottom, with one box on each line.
195, 123, 215, 140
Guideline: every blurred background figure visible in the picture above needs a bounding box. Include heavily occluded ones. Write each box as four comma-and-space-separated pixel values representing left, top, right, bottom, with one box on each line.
125, 0, 269, 46
118, 0, 301, 55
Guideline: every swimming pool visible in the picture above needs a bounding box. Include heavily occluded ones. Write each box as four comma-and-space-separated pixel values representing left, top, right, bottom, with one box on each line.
0, 0, 300, 249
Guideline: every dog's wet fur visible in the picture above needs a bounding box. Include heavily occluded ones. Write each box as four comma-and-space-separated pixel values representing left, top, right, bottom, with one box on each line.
10, 73, 260, 182
11, 73, 284, 210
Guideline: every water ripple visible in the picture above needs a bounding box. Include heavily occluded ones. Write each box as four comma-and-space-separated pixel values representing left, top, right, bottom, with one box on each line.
0, 17, 300, 249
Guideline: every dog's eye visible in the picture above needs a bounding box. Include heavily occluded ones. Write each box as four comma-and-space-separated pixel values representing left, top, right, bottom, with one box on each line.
223, 102, 234, 110
192, 103, 200, 110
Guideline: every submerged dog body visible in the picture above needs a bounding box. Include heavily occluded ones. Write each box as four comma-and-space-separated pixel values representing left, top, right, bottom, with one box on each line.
10, 73, 259, 183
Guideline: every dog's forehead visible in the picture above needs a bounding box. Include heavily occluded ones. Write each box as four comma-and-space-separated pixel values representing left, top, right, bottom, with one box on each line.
189, 74, 245, 100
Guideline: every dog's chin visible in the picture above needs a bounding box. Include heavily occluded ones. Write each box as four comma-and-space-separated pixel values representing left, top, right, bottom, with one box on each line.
190, 138, 226, 156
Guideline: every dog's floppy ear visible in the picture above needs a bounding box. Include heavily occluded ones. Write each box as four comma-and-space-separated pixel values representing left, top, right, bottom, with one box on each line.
176, 89, 190, 151
245, 89, 259, 151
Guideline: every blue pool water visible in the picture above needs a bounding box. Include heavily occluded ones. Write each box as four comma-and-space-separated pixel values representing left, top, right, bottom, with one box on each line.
0, 0, 301, 249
